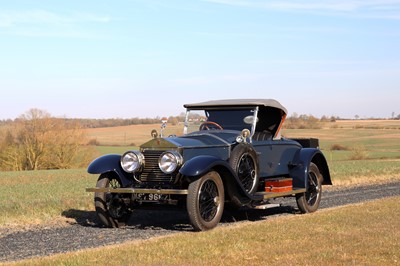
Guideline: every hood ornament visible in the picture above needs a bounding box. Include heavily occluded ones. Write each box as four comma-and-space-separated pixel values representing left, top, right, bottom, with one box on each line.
151, 129, 158, 139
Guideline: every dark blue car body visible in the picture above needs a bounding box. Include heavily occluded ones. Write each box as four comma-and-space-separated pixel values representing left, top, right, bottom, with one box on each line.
87, 99, 331, 231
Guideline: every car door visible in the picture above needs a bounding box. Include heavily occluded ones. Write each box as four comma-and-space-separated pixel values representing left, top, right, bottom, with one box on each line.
252, 139, 299, 177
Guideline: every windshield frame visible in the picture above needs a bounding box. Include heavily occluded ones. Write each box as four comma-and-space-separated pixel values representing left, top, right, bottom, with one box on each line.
183, 106, 259, 139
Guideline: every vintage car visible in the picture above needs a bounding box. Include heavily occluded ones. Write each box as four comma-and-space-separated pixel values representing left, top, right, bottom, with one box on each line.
86, 99, 332, 231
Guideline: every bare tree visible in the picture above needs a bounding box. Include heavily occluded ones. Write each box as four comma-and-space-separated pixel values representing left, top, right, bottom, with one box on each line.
44, 119, 88, 169
17, 109, 51, 170
0, 130, 24, 171
0, 108, 95, 171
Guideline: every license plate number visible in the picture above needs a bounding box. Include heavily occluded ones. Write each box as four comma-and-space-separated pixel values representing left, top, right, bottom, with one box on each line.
134, 193, 165, 202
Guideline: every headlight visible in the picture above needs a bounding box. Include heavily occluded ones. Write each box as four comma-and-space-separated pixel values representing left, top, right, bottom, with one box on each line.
158, 151, 183, 174
120, 151, 144, 173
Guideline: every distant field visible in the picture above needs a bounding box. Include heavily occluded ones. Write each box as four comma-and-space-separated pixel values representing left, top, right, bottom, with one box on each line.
88, 120, 400, 161
85, 123, 183, 146
282, 126, 400, 160
333, 119, 400, 129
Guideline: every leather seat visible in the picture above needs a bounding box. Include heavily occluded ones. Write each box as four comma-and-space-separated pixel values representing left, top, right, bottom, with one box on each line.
252, 131, 271, 141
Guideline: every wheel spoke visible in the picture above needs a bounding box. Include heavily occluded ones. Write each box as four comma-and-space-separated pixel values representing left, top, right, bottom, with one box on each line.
199, 180, 219, 221
237, 154, 255, 191
308, 193, 317, 205
306, 173, 320, 206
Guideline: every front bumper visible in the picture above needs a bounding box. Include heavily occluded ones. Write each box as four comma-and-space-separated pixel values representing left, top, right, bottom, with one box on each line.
86, 187, 188, 195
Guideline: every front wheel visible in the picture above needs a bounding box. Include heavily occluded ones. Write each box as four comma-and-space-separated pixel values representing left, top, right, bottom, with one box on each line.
187, 171, 225, 231
94, 173, 131, 227
296, 162, 322, 213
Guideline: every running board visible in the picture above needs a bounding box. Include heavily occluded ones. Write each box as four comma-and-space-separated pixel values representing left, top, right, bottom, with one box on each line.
255, 188, 306, 200
86, 187, 189, 195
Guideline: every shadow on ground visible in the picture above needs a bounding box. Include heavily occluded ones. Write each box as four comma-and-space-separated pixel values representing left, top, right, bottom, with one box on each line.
62, 209, 98, 227
62, 203, 297, 232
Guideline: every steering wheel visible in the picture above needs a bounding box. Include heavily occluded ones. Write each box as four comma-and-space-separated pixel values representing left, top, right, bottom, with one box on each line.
199, 121, 223, 130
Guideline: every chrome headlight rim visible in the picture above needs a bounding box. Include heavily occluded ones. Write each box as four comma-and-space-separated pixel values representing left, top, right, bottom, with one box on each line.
120, 150, 145, 173
158, 151, 183, 174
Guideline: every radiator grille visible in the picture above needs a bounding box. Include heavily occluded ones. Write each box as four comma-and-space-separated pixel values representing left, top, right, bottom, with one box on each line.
140, 150, 173, 183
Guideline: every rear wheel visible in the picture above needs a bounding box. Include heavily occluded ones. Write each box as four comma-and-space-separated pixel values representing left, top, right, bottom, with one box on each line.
187, 171, 225, 231
296, 163, 322, 213
94, 173, 131, 227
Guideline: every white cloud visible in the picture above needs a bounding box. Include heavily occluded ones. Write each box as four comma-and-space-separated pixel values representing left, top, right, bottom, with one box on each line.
0, 10, 111, 38
0, 10, 111, 28
204, 0, 400, 20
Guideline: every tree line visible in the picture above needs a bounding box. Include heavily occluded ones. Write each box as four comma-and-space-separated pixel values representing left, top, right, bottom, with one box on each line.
284, 113, 337, 129
1, 112, 399, 130
0, 116, 186, 129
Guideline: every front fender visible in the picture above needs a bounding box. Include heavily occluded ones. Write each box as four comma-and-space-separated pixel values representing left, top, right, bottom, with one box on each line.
179, 155, 230, 177
289, 148, 332, 189
179, 155, 263, 204
87, 154, 133, 187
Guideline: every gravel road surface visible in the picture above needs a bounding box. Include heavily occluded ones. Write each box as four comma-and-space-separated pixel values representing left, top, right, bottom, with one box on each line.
1, 181, 399, 263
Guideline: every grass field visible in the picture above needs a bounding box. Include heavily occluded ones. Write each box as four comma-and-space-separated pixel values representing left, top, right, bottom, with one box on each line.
0, 119, 399, 264
87, 120, 400, 161
10, 196, 400, 266
85, 123, 183, 146
0, 169, 93, 226
1, 119, 399, 227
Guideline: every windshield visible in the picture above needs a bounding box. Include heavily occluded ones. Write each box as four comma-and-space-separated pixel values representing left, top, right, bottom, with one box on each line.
184, 108, 256, 134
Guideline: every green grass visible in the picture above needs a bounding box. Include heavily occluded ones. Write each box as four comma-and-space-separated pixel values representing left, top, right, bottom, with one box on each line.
284, 127, 400, 161
1, 158, 399, 226
0, 169, 95, 225
11, 196, 400, 266
95, 145, 138, 155
329, 160, 400, 185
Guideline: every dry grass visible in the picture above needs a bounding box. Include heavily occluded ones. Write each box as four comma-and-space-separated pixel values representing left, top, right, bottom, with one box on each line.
335, 119, 400, 129
348, 144, 369, 160
85, 124, 183, 146
328, 174, 400, 188
10, 196, 400, 266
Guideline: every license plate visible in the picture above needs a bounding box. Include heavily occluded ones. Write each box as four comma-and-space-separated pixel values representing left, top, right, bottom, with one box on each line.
134, 193, 167, 202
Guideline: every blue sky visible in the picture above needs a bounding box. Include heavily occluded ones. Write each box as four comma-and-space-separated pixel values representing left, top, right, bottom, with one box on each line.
0, 0, 399, 119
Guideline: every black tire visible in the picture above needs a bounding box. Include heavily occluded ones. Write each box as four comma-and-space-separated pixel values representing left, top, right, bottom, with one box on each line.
296, 162, 322, 213
229, 144, 259, 194
187, 171, 225, 231
94, 173, 131, 228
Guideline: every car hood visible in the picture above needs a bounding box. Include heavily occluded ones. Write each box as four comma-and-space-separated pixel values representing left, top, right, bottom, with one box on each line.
140, 130, 239, 150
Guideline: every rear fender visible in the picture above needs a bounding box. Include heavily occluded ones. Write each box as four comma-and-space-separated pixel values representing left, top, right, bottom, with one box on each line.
87, 154, 133, 187
289, 148, 332, 188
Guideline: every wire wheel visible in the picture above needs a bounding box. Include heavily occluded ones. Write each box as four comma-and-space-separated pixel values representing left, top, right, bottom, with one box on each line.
229, 144, 259, 194
187, 171, 225, 231
199, 179, 220, 222
296, 162, 322, 213
94, 173, 131, 227
237, 153, 257, 192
